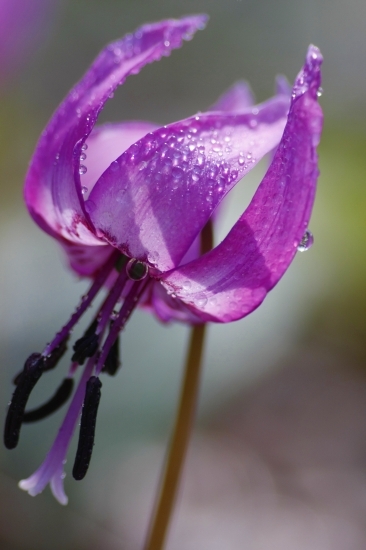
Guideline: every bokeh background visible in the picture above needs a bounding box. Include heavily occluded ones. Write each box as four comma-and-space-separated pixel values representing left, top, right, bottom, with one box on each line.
0, 1, 365, 549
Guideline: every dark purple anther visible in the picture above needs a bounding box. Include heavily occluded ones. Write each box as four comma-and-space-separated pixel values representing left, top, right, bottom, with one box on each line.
102, 334, 121, 376
23, 378, 74, 423
72, 376, 102, 480
43, 337, 69, 371
4, 354, 44, 449
71, 333, 99, 365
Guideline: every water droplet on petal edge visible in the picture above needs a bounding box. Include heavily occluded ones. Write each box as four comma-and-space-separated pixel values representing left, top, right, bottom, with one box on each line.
297, 229, 314, 252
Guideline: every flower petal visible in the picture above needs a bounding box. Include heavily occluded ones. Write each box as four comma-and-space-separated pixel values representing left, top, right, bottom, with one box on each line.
141, 282, 203, 324
209, 81, 255, 111
81, 121, 159, 199
88, 93, 290, 272
24, 15, 208, 245
161, 46, 323, 322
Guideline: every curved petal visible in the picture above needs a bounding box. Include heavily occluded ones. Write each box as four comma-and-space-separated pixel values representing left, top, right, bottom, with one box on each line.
140, 282, 203, 324
24, 15, 208, 245
88, 93, 290, 272
161, 46, 323, 322
209, 80, 255, 111
80, 121, 159, 200
60, 239, 115, 277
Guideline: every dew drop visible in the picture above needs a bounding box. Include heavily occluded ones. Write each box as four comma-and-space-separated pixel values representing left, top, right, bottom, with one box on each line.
81, 186, 88, 195
172, 166, 184, 180
149, 251, 160, 263
297, 230, 314, 252
126, 259, 148, 281
80, 153, 87, 161
317, 87, 323, 97
79, 165, 87, 175
196, 294, 208, 307
182, 280, 191, 290
84, 200, 96, 213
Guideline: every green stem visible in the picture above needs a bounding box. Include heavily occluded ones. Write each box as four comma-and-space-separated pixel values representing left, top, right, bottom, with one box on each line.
143, 324, 206, 550
144, 220, 212, 550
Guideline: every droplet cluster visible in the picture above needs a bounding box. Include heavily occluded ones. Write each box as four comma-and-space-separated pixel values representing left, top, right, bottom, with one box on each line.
113, 114, 258, 219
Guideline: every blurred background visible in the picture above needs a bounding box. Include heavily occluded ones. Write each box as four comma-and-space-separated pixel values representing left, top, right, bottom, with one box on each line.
0, 0, 365, 548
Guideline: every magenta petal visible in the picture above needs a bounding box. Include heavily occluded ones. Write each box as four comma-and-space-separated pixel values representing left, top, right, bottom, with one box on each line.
141, 282, 203, 324
24, 15, 208, 245
209, 81, 255, 111
88, 93, 290, 272
81, 121, 159, 199
60, 239, 115, 277
161, 46, 323, 322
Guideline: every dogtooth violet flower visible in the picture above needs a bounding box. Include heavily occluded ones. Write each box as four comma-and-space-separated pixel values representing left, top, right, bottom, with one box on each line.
3, 15, 323, 504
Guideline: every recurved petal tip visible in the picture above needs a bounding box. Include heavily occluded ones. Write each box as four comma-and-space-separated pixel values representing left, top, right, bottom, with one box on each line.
292, 44, 323, 101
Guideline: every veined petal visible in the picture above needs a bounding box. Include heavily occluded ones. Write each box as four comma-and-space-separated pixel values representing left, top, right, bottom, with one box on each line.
161, 46, 323, 322
88, 93, 290, 272
209, 80, 255, 111
60, 123, 160, 275
81, 121, 159, 200
24, 15, 208, 245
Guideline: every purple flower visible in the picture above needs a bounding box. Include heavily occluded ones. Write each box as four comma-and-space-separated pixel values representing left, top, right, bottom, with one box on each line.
4, 15, 323, 504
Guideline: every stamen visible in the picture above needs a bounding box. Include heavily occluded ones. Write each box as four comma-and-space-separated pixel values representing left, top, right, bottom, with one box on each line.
72, 376, 102, 480
102, 334, 121, 376
22, 378, 74, 423
71, 332, 99, 365
42, 251, 119, 357
12, 338, 69, 386
95, 278, 150, 376
4, 354, 44, 449
43, 337, 69, 371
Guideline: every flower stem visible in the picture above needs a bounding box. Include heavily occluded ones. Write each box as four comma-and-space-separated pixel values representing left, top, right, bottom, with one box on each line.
144, 323, 206, 550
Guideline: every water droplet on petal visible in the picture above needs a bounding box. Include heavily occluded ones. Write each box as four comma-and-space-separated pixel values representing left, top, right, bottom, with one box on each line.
297, 230, 314, 252
81, 186, 88, 195
81, 143, 88, 151
182, 280, 191, 290
80, 153, 87, 161
79, 165, 87, 175
317, 87, 323, 97
84, 200, 96, 214
172, 166, 184, 180
196, 294, 208, 307
126, 259, 148, 281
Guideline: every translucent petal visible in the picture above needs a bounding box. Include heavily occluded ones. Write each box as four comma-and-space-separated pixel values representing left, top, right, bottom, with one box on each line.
161, 46, 323, 322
